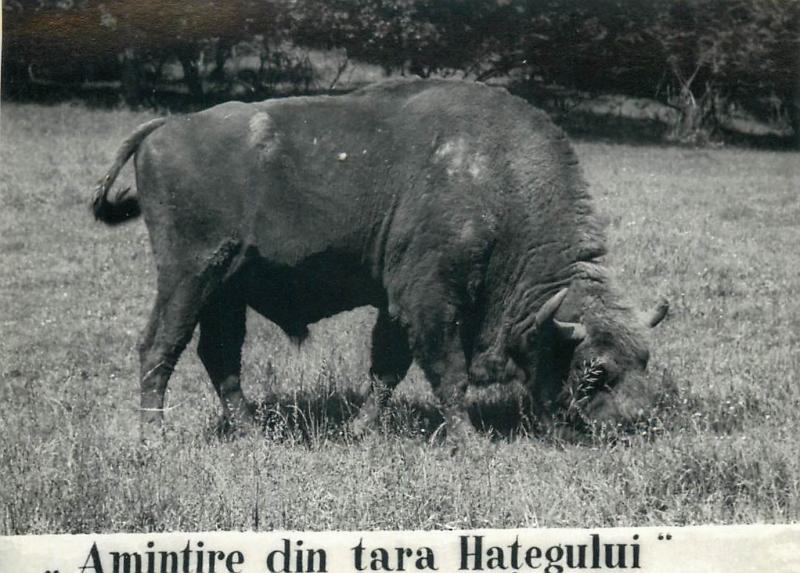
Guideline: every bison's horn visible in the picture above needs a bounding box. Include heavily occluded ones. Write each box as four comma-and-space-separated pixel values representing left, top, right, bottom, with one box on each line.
553, 319, 587, 342
534, 288, 569, 328
643, 297, 669, 328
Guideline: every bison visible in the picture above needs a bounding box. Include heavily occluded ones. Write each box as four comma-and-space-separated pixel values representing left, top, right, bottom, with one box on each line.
93, 78, 667, 443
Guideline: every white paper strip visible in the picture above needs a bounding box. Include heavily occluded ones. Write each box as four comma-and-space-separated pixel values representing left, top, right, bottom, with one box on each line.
2, 525, 798, 573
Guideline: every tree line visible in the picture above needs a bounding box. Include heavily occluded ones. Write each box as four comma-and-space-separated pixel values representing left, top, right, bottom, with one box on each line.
4, 0, 799, 143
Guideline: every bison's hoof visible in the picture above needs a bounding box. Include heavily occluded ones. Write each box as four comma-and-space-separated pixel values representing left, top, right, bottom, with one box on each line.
227, 418, 259, 438
139, 418, 166, 447
349, 398, 383, 439
349, 413, 379, 439
439, 417, 479, 456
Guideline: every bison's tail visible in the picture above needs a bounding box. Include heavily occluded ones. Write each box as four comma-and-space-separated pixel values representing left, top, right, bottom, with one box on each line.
92, 117, 167, 225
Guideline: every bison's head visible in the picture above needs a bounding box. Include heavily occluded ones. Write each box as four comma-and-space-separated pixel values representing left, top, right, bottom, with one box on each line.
513, 287, 668, 436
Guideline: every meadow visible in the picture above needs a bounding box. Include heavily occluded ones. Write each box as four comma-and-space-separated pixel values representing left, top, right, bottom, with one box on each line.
1, 101, 798, 534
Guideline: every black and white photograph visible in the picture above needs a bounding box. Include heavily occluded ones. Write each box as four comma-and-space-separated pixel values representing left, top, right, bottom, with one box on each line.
1, 0, 799, 541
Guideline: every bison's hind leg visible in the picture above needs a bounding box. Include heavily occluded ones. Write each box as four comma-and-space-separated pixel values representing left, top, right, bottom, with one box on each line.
197, 279, 254, 430
137, 241, 244, 442
350, 308, 412, 437
138, 273, 218, 442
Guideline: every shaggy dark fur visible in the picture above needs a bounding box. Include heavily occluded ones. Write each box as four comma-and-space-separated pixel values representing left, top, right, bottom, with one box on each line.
93, 78, 666, 441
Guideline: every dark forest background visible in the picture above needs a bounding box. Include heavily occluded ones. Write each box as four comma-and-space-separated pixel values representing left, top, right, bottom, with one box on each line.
3, 0, 799, 145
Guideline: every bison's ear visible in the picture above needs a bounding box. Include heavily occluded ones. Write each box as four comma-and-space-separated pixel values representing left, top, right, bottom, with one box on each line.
642, 297, 669, 328
553, 319, 587, 342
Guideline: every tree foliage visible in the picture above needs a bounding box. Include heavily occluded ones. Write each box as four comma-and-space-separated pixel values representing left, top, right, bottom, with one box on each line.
4, 0, 798, 141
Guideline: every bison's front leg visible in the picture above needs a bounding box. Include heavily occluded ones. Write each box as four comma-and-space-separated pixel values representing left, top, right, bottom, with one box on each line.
413, 314, 476, 447
350, 309, 412, 437
425, 351, 475, 446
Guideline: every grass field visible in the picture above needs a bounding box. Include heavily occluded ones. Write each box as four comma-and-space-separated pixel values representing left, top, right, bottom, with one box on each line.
1, 101, 798, 534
